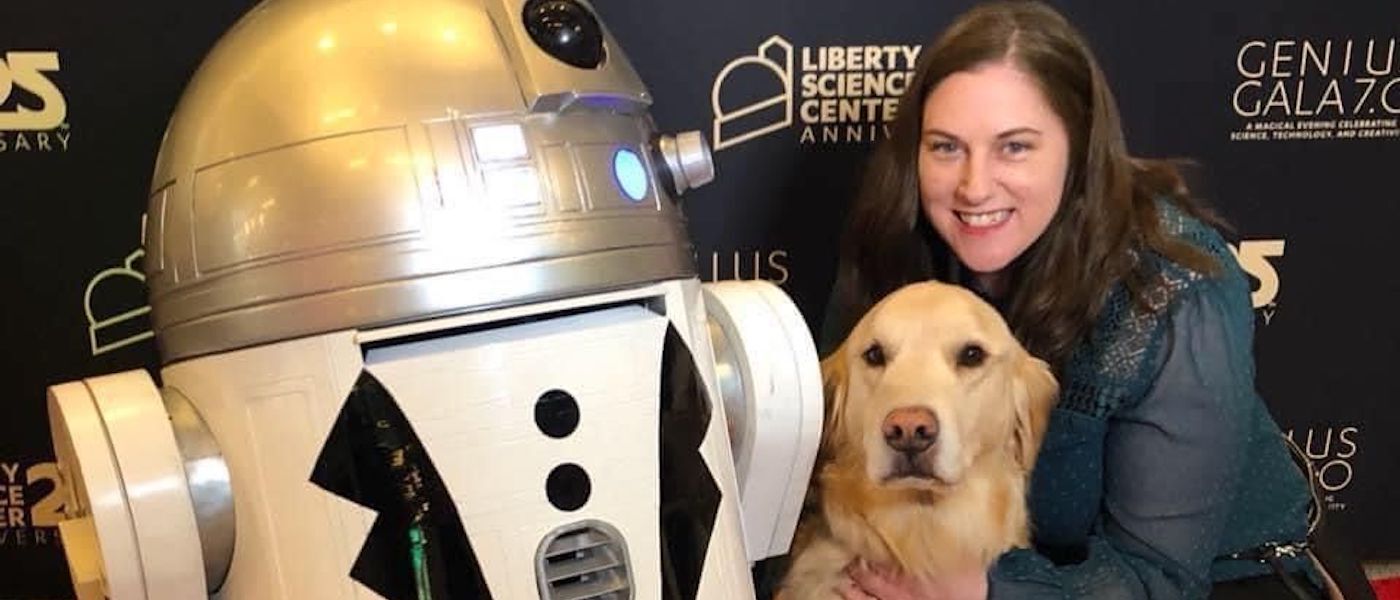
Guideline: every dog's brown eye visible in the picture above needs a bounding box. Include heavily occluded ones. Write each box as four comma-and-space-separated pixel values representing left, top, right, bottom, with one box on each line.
862, 342, 887, 367
957, 343, 986, 368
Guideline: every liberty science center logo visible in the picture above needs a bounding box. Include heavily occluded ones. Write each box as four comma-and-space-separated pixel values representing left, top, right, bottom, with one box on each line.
710, 35, 921, 149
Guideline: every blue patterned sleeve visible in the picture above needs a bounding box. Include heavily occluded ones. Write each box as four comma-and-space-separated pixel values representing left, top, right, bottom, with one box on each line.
987, 282, 1255, 599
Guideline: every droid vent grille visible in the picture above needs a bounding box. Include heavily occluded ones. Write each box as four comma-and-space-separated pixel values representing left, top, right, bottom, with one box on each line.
538, 522, 633, 600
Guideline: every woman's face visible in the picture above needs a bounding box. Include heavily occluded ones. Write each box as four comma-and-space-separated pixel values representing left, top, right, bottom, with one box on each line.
918, 61, 1071, 276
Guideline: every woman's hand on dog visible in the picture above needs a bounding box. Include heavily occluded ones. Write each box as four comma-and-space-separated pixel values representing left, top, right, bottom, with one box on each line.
838, 559, 988, 600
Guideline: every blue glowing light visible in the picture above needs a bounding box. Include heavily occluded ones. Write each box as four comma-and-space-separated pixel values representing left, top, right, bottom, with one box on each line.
613, 148, 648, 202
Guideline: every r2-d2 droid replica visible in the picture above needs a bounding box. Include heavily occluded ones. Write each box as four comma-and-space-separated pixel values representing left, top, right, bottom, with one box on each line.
44, 0, 824, 598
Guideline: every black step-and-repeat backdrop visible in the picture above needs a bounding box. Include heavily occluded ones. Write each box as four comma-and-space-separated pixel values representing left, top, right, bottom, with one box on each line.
2, 0, 1397, 597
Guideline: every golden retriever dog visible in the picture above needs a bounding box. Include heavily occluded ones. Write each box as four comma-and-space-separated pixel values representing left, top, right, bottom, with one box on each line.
778, 281, 1058, 598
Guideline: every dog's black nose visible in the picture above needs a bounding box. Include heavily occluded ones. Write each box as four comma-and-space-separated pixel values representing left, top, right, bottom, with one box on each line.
883, 407, 938, 454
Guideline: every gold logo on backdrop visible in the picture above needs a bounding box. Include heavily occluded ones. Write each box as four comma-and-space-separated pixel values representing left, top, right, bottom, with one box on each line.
712, 36, 795, 150
1228, 239, 1285, 325
85, 248, 155, 356
1, 51, 71, 153
0, 51, 67, 131
711, 36, 922, 148
0, 460, 65, 548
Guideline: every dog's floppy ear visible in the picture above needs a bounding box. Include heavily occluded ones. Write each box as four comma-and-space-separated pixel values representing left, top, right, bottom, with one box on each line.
818, 343, 850, 459
1011, 353, 1058, 472
793, 344, 852, 516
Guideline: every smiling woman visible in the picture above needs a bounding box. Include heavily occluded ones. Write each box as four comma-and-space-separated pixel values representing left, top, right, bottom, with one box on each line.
916, 62, 1069, 286
812, 1, 1365, 599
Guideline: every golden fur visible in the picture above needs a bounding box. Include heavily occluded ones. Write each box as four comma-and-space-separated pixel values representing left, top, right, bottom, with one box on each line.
779, 281, 1058, 598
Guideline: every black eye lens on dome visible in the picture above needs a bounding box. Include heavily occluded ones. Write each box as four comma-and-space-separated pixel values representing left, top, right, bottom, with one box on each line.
522, 0, 605, 69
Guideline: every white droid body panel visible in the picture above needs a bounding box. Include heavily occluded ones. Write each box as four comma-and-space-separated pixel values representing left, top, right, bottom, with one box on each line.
51, 280, 813, 599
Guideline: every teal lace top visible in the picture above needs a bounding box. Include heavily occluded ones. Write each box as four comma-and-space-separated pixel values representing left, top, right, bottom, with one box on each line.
983, 203, 1315, 598
814, 201, 1316, 599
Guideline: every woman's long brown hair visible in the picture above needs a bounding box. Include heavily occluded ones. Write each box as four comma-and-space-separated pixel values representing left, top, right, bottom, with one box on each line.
832, 0, 1226, 369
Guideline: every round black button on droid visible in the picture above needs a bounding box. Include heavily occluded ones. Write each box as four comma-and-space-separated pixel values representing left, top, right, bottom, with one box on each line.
547, 463, 591, 511
535, 389, 580, 438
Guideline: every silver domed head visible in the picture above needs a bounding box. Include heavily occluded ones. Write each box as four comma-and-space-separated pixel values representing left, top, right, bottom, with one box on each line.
142, 0, 714, 362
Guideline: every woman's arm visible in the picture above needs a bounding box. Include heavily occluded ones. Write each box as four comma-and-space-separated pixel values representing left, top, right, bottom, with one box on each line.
986, 283, 1257, 599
